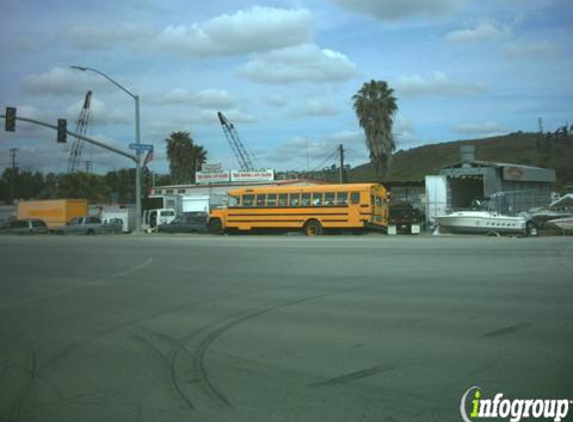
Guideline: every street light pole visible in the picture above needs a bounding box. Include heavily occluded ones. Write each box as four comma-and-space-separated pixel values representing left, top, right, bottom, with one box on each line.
70, 65, 142, 232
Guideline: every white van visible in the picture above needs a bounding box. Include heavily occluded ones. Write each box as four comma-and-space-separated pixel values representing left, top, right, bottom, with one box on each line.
142, 208, 177, 233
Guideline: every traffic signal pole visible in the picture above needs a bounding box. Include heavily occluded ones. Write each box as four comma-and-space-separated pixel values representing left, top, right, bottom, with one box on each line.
0, 113, 137, 161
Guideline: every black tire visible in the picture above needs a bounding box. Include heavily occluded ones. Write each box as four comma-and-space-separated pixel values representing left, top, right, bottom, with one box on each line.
303, 220, 323, 236
207, 218, 224, 235
87, 229, 95, 235
526, 221, 538, 237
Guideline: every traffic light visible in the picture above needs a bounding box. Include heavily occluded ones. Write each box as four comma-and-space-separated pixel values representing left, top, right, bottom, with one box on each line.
5, 107, 16, 131
57, 119, 67, 143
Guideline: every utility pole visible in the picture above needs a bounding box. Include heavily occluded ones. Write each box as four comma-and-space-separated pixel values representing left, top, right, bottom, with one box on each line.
338, 144, 345, 184
305, 136, 310, 174
537, 117, 544, 148
9, 148, 18, 203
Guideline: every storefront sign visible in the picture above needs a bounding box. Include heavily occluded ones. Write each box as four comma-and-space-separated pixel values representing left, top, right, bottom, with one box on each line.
230, 170, 274, 182
196, 171, 230, 184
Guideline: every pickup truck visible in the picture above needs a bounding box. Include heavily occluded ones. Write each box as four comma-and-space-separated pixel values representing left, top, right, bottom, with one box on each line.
56, 216, 108, 235
387, 202, 422, 235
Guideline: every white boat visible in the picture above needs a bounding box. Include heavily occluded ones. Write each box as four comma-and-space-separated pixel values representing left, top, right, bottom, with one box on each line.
548, 217, 573, 231
436, 210, 528, 235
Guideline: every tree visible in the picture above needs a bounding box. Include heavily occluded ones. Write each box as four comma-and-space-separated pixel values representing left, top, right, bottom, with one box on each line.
191, 144, 207, 182
58, 172, 109, 203
165, 131, 207, 184
352, 80, 398, 180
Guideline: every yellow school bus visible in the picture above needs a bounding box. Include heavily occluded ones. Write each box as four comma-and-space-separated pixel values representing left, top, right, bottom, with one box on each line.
207, 183, 388, 235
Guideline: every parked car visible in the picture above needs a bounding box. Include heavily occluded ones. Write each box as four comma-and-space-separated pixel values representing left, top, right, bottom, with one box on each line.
103, 217, 125, 234
56, 216, 107, 235
0, 218, 49, 235
157, 212, 208, 234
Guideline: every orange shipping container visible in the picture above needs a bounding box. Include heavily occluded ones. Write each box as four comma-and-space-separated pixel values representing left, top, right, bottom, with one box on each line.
17, 199, 88, 229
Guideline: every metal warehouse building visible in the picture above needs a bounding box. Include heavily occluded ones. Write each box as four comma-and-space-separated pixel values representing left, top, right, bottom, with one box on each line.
438, 145, 556, 213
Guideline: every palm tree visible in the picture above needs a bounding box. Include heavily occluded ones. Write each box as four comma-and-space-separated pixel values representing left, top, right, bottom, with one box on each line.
352, 80, 398, 180
191, 144, 207, 182
165, 131, 208, 184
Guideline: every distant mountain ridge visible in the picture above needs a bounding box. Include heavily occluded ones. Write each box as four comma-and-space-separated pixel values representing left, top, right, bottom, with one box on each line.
349, 132, 573, 190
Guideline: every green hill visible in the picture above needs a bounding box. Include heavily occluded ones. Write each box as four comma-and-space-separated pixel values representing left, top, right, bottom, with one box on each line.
349, 132, 573, 190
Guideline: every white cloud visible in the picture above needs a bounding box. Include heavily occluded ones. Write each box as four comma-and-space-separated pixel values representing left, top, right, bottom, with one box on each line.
270, 136, 329, 163
395, 72, 487, 97
445, 21, 511, 43
147, 108, 256, 139
240, 44, 357, 84
503, 41, 560, 59
194, 109, 257, 125
65, 98, 131, 126
393, 115, 419, 145
262, 94, 287, 108
328, 0, 469, 21
64, 24, 153, 50
453, 121, 505, 135
155, 7, 314, 57
269, 130, 366, 166
305, 100, 341, 116
150, 88, 237, 108
194, 90, 237, 108
20, 67, 109, 96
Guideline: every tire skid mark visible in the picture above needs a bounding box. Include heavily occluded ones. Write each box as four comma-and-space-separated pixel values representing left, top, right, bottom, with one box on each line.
184, 289, 358, 410
484, 322, 531, 338
0, 359, 8, 384
307, 364, 395, 387
8, 350, 36, 422
0, 257, 153, 310
129, 327, 198, 410
37, 293, 231, 374
6, 364, 65, 401
130, 334, 167, 361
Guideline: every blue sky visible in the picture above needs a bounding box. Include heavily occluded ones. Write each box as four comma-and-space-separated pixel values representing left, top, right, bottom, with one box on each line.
1, 0, 571, 174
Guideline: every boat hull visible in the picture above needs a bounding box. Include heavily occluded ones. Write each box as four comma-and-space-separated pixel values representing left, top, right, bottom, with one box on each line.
436, 212, 527, 235
548, 217, 573, 231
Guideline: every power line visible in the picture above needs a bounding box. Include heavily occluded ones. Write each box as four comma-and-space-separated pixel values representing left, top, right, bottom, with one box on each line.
309, 147, 339, 173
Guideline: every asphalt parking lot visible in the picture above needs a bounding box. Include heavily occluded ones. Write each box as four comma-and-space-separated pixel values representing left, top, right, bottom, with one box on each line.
0, 234, 571, 421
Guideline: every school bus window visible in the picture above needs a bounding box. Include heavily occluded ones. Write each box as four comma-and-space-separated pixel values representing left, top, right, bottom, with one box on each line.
278, 194, 288, 206
256, 194, 266, 207
350, 192, 360, 204
243, 194, 254, 207
301, 193, 311, 206
336, 192, 348, 206
289, 193, 301, 206
375, 196, 382, 206
312, 192, 323, 206
267, 193, 277, 206
228, 195, 239, 207
324, 192, 335, 206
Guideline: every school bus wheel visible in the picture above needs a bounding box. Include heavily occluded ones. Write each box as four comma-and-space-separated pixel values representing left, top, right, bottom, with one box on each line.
303, 220, 323, 236
208, 218, 224, 235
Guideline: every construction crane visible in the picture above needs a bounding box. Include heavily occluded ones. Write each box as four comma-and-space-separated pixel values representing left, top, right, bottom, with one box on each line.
217, 111, 259, 171
67, 91, 92, 173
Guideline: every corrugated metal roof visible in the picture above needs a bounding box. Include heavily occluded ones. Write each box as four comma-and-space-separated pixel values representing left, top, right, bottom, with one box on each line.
441, 160, 549, 171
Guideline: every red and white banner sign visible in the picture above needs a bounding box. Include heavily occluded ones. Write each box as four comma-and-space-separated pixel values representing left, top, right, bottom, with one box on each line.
230, 170, 274, 182
196, 171, 230, 184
